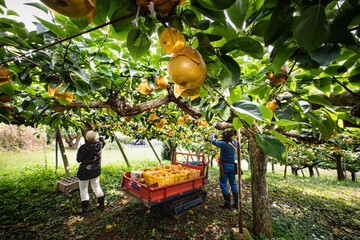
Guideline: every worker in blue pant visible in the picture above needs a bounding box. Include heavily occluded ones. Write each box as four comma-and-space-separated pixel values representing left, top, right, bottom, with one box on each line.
211, 130, 239, 210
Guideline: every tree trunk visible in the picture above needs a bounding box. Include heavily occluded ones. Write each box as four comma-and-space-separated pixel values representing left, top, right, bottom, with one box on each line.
271, 163, 274, 173
73, 132, 82, 149
301, 169, 305, 177
308, 167, 314, 177
335, 154, 346, 181
351, 172, 356, 182
248, 133, 273, 238
315, 167, 320, 176
166, 141, 177, 164
55, 126, 71, 176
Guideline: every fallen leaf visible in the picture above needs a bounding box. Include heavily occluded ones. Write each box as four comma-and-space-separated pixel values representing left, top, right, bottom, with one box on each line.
335, 227, 341, 233
106, 225, 112, 229
173, 226, 178, 231
207, 225, 213, 228
121, 200, 128, 205
188, 209, 194, 214
204, 205, 208, 209
146, 210, 150, 214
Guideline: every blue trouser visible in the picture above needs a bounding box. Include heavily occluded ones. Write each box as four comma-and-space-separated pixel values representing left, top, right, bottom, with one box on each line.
219, 163, 238, 194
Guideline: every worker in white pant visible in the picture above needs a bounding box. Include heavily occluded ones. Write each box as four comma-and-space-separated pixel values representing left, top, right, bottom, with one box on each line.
76, 130, 106, 214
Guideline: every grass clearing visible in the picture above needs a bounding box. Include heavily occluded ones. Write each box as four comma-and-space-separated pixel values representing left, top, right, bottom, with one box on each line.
0, 148, 359, 239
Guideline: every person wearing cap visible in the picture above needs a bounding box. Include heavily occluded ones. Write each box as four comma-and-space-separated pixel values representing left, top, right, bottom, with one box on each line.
76, 130, 106, 214
211, 129, 239, 210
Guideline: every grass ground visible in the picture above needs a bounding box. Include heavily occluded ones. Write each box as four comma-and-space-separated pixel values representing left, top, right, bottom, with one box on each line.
0, 146, 359, 240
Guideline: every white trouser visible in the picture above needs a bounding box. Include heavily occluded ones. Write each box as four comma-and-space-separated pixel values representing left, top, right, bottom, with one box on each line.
79, 176, 104, 201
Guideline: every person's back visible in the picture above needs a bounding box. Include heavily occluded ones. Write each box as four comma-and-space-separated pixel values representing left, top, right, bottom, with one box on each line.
76, 130, 106, 214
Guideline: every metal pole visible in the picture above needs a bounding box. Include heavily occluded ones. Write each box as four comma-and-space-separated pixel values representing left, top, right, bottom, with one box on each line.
236, 129, 243, 234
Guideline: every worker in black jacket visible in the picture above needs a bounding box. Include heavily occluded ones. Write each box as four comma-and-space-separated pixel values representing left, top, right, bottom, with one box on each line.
77, 130, 106, 214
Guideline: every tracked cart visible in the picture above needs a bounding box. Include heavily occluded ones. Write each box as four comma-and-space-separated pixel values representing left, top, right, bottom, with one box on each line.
121, 152, 207, 217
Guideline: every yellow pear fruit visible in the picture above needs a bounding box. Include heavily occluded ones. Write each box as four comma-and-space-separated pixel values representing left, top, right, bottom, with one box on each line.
266, 100, 278, 113
0, 67, 10, 86
138, 80, 154, 95
155, 76, 168, 89
40, 0, 96, 21
160, 27, 186, 55
167, 46, 207, 89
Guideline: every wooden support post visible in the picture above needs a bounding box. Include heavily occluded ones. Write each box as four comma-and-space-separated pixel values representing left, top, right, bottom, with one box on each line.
236, 129, 244, 233
284, 152, 288, 179
113, 131, 131, 168
146, 138, 162, 164
55, 132, 58, 174
55, 126, 71, 176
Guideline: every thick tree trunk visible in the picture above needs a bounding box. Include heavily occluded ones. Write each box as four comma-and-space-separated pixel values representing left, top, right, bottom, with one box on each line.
335, 154, 346, 181
248, 133, 273, 238
308, 167, 314, 177
351, 172, 356, 182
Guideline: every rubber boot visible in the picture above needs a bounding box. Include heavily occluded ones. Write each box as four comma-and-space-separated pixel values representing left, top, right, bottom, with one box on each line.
219, 193, 231, 209
79, 200, 89, 214
97, 196, 105, 211
233, 192, 239, 210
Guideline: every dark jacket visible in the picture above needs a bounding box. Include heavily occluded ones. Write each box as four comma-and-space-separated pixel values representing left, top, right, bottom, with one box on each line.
211, 133, 237, 163
76, 137, 105, 180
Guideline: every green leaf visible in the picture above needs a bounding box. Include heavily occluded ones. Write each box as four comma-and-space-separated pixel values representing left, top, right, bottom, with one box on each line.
310, 44, 341, 66
232, 117, 243, 130
205, 110, 214, 123
318, 114, 335, 139
220, 37, 264, 59
307, 95, 333, 108
24, 2, 48, 14
219, 106, 231, 120
110, 1, 137, 41
74, 80, 90, 96
298, 100, 310, 113
349, 67, 360, 86
272, 119, 309, 127
35, 17, 66, 38
127, 29, 150, 61
202, 22, 237, 40
232, 100, 264, 121
226, 0, 247, 30
269, 129, 297, 147
0, 83, 14, 96
70, 16, 89, 30
169, 15, 184, 31
92, 0, 110, 25
256, 133, 286, 161
180, 9, 199, 28
71, 68, 90, 83
271, 43, 296, 73
264, 0, 292, 46
197, 0, 236, 10
275, 105, 293, 120
195, 20, 211, 30
327, 24, 356, 45
295, 5, 329, 53
0, 0, 5, 7
7, 10, 19, 17
259, 105, 273, 122
216, 52, 240, 87
229, 86, 242, 104
190, 0, 227, 25
212, 98, 226, 111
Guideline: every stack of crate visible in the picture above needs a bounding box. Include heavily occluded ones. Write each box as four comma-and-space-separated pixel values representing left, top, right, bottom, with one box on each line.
139, 165, 201, 187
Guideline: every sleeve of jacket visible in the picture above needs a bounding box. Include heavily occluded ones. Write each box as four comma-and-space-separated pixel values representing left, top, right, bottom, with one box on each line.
99, 137, 106, 149
211, 134, 227, 148
76, 146, 86, 163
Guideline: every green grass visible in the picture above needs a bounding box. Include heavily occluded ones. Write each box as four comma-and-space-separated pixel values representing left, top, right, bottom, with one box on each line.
0, 148, 359, 240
